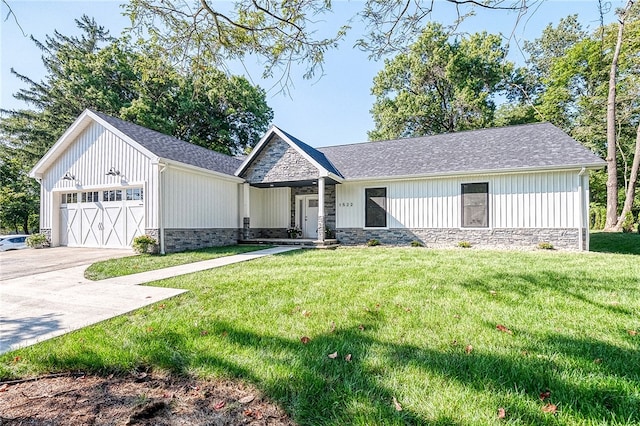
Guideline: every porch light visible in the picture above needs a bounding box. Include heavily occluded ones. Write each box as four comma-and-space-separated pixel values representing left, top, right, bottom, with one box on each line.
62, 172, 75, 181
106, 167, 121, 176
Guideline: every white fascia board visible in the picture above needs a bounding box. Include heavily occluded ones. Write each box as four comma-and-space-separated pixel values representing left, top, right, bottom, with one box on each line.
161, 158, 245, 183
51, 181, 147, 192
343, 163, 606, 183
321, 171, 344, 183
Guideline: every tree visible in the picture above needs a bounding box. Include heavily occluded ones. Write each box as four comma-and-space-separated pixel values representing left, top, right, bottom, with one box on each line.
125, 0, 531, 91
1, 16, 273, 231
368, 23, 516, 140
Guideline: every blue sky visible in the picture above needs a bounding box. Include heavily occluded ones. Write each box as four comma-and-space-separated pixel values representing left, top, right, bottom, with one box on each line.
1, 1, 620, 147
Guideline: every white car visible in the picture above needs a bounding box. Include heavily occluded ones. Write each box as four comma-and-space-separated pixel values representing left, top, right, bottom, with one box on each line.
0, 234, 29, 251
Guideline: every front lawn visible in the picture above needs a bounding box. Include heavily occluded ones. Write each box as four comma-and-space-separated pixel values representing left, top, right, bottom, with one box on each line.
84, 244, 270, 280
3, 246, 639, 425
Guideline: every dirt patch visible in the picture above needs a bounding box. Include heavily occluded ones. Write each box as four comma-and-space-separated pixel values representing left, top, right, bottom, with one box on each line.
0, 373, 294, 425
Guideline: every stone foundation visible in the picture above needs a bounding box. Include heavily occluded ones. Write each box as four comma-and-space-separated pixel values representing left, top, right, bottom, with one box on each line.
244, 228, 288, 239
163, 228, 239, 253
40, 228, 52, 242
336, 228, 583, 250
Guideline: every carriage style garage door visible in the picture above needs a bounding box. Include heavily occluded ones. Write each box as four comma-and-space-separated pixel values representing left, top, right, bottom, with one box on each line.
59, 188, 144, 248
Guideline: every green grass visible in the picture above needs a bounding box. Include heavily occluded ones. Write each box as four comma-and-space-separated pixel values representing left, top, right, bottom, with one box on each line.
2, 240, 639, 425
590, 231, 640, 255
84, 244, 270, 280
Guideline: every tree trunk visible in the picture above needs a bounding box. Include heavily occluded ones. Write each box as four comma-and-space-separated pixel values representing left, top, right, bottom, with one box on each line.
614, 123, 640, 231
604, 0, 634, 231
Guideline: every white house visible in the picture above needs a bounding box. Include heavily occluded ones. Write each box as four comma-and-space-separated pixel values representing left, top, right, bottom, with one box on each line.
31, 110, 606, 252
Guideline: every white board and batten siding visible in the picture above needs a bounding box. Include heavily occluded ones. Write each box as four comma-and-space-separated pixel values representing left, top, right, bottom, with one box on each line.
161, 165, 239, 228
248, 187, 290, 228
336, 170, 588, 229
40, 121, 159, 247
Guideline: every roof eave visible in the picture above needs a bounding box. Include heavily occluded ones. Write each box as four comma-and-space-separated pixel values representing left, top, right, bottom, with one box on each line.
161, 158, 245, 183
342, 163, 606, 182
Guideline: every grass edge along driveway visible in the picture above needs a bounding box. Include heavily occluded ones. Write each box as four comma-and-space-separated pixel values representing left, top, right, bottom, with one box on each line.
3, 234, 640, 425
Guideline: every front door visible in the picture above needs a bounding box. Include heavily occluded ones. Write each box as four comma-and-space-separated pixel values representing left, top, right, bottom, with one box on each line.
297, 195, 319, 239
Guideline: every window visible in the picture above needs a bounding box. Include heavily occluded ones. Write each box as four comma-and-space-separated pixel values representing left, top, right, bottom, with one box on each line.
81, 191, 99, 202
365, 187, 387, 228
61, 193, 78, 204
461, 183, 489, 228
126, 188, 143, 201
103, 189, 122, 202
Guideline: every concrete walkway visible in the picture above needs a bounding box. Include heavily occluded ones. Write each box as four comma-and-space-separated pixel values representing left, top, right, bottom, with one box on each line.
0, 246, 299, 354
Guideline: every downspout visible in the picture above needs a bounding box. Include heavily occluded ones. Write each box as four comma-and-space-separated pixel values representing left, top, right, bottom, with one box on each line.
578, 167, 586, 251
159, 162, 167, 254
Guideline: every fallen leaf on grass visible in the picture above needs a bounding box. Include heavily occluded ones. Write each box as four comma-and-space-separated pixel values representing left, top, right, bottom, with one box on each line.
200, 330, 209, 336
238, 394, 255, 404
358, 324, 365, 331
300, 336, 311, 344
301, 310, 311, 318
496, 324, 513, 334
157, 304, 165, 310
13, 356, 21, 363
465, 345, 473, 354
345, 353, 352, 362
497, 407, 506, 419
628, 330, 638, 336
594, 358, 603, 364
392, 396, 402, 411
0, 384, 8, 392
213, 400, 226, 410
328, 352, 338, 359
330, 321, 336, 333
542, 403, 557, 414
539, 390, 551, 400
489, 290, 497, 296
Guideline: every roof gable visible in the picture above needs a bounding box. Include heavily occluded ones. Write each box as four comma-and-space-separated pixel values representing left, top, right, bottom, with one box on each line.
30, 109, 242, 178
317, 123, 606, 180
235, 126, 343, 181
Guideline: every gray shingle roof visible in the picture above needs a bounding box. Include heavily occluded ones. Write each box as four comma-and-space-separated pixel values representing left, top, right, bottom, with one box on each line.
317, 123, 605, 179
91, 110, 242, 176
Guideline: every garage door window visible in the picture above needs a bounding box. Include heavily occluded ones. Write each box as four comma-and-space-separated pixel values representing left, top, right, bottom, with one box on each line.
61, 193, 77, 204
103, 189, 122, 202
126, 188, 143, 201
81, 191, 99, 202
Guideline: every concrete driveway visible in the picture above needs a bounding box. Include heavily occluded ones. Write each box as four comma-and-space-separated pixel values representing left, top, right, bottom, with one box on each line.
0, 247, 135, 281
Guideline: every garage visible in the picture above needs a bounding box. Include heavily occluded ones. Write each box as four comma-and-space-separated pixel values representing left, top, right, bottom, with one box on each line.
59, 187, 144, 248
30, 109, 243, 253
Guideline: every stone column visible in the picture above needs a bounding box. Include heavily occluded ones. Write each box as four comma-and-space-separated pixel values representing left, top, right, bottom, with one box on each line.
318, 177, 325, 242
243, 183, 251, 240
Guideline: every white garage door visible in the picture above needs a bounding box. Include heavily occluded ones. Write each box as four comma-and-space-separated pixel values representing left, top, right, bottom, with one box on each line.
59, 188, 145, 248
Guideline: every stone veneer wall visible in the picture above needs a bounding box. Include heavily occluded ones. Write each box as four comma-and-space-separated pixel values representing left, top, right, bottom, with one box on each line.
242, 136, 318, 184
40, 228, 52, 242
244, 228, 288, 239
163, 228, 239, 253
336, 228, 582, 250
290, 185, 336, 233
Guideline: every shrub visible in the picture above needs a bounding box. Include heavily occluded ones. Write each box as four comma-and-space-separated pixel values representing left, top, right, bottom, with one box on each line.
132, 235, 158, 254
621, 211, 636, 233
410, 240, 424, 247
366, 239, 380, 247
457, 241, 472, 248
26, 233, 49, 248
537, 241, 554, 250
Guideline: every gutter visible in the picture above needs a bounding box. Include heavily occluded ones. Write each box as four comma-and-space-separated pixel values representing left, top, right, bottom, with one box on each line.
159, 162, 167, 255
578, 167, 587, 251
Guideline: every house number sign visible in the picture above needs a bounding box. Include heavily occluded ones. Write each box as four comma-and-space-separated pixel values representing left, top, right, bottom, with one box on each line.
339, 202, 354, 207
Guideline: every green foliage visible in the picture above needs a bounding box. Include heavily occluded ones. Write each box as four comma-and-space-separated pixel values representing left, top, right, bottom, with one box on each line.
369, 23, 518, 140
410, 240, 424, 247
0, 152, 39, 233
457, 241, 472, 248
366, 238, 380, 246
537, 241, 554, 250
621, 211, 636, 233
132, 235, 158, 254
25, 233, 49, 248
590, 203, 607, 230
4, 247, 640, 424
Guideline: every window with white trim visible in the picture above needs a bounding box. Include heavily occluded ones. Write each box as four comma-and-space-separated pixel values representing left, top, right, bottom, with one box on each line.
81, 191, 99, 202
61, 193, 78, 204
103, 189, 123, 202
461, 183, 489, 228
126, 188, 143, 201
365, 187, 387, 228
